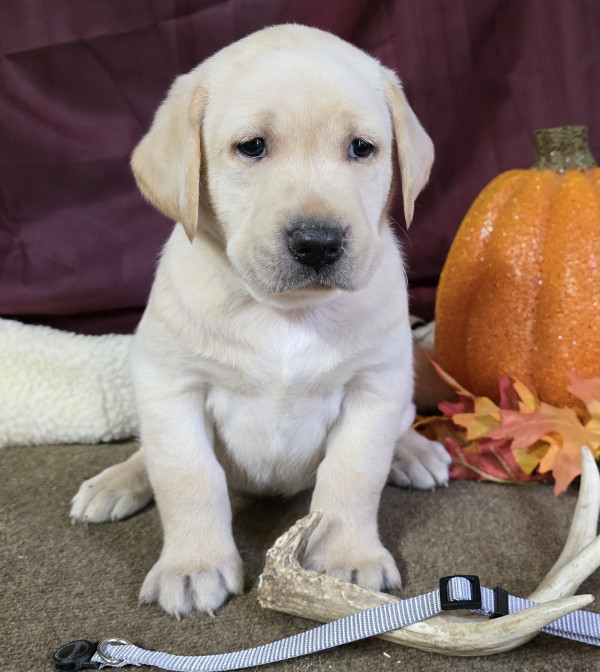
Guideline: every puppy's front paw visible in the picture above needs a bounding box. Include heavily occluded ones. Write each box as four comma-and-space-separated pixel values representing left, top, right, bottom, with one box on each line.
303, 518, 401, 591
390, 428, 452, 490
139, 550, 244, 617
71, 457, 153, 523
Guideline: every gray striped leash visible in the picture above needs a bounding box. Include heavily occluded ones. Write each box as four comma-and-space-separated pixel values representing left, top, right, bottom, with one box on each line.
54, 575, 600, 670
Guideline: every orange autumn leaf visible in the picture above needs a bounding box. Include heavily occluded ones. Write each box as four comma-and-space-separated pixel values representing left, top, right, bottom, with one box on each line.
539, 435, 561, 474
490, 405, 594, 451
567, 370, 600, 424
418, 357, 600, 494
488, 404, 600, 494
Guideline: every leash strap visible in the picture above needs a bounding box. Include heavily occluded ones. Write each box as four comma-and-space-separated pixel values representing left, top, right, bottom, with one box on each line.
54, 576, 600, 671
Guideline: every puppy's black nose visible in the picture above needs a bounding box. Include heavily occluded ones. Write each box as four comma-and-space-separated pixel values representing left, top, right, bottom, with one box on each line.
287, 223, 345, 271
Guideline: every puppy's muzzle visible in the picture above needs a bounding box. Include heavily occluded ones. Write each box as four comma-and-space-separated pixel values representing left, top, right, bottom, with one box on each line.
286, 221, 346, 272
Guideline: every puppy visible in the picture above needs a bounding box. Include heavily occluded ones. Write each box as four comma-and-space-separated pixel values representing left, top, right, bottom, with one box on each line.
71, 24, 451, 618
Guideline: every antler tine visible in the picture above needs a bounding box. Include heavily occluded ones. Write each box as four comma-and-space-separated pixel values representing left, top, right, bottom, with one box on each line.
531, 537, 600, 605
396, 595, 593, 656
257, 511, 593, 656
530, 446, 600, 603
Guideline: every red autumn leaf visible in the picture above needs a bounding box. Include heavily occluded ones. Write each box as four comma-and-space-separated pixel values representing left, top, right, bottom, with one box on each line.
439, 393, 475, 416
498, 376, 522, 410
445, 436, 545, 484
445, 438, 479, 481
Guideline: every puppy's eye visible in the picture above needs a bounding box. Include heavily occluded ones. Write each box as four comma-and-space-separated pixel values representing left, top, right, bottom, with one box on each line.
237, 138, 266, 158
349, 138, 374, 159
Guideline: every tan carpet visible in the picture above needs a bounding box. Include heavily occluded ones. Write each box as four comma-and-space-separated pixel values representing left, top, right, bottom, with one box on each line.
3, 442, 600, 671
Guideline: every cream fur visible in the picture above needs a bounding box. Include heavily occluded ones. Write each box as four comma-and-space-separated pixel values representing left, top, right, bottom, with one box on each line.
71, 24, 450, 618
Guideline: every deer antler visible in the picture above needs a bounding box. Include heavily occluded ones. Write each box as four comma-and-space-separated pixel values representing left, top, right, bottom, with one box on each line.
257, 447, 599, 656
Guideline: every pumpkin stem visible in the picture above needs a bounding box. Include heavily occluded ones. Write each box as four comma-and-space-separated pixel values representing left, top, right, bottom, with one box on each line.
533, 126, 597, 171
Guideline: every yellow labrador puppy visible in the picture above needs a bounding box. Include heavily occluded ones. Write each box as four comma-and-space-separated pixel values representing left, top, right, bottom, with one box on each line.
71, 24, 451, 618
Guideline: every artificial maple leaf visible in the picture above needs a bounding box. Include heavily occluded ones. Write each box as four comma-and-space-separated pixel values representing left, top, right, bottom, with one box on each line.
512, 379, 540, 413
512, 440, 550, 475
538, 435, 561, 474
452, 397, 500, 440
482, 436, 549, 483
439, 393, 474, 416
566, 370, 600, 424
423, 351, 474, 399
498, 376, 539, 413
488, 404, 600, 494
445, 436, 546, 484
422, 351, 475, 416
498, 376, 521, 410
413, 414, 468, 452
445, 437, 511, 483
415, 355, 600, 494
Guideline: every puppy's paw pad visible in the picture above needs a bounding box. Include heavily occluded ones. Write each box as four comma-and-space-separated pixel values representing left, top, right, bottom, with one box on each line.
139, 553, 244, 617
70, 463, 153, 523
391, 429, 451, 490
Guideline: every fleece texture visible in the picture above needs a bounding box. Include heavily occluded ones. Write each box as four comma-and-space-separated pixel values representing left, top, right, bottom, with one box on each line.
0, 318, 137, 448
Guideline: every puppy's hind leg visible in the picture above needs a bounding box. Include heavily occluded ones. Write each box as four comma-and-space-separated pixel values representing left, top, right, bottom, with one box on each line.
71, 450, 153, 523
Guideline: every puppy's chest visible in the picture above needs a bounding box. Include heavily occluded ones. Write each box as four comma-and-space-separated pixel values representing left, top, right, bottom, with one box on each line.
203, 326, 350, 492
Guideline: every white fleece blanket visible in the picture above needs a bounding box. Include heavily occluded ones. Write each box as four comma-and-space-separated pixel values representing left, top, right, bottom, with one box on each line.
0, 318, 137, 448
0, 317, 445, 448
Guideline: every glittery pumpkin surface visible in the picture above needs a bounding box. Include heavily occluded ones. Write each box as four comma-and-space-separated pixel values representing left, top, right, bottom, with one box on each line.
435, 167, 600, 407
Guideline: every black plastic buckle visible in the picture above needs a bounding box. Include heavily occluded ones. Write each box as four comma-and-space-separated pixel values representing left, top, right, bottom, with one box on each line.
490, 586, 509, 619
439, 575, 482, 611
54, 640, 100, 671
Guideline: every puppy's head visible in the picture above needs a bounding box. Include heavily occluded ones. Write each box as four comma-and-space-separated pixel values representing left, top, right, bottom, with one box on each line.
131, 25, 433, 308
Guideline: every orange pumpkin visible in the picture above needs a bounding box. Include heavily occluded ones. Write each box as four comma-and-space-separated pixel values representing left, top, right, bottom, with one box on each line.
435, 126, 600, 407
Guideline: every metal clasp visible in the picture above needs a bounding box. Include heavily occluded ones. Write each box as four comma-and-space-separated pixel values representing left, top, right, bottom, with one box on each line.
96, 638, 132, 665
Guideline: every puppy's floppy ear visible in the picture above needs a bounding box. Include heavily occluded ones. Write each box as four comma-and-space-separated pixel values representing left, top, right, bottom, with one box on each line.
131, 74, 208, 242
382, 67, 434, 227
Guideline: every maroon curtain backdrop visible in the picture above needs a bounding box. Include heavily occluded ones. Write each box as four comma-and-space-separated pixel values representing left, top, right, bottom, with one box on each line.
1, 0, 598, 334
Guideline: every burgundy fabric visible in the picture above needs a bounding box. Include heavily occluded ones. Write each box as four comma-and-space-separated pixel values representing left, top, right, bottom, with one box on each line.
1, 0, 599, 334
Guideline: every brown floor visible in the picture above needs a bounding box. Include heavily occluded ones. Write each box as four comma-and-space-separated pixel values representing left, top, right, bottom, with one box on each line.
3, 441, 600, 671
